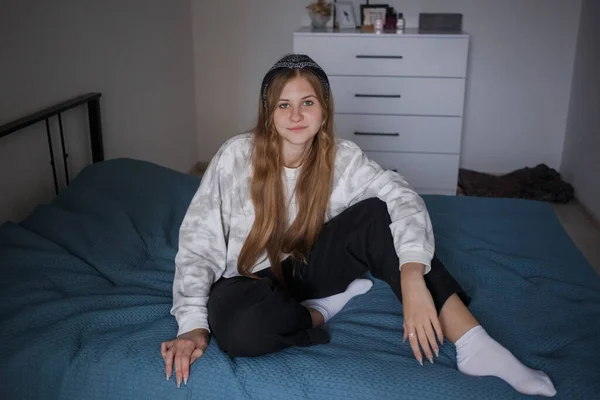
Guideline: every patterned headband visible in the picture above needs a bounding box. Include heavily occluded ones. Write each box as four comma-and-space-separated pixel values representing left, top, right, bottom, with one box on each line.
261, 54, 330, 110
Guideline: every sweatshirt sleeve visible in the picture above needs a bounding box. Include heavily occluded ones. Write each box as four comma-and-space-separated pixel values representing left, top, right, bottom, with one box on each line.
170, 148, 231, 336
341, 145, 435, 274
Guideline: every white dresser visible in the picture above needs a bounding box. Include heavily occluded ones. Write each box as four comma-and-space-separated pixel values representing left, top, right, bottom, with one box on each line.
293, 27, 470, 195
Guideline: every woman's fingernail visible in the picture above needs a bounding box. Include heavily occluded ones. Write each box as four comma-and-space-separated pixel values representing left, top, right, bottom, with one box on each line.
417, 357, 423, 366
177, 378, 181, 388
184, 377, 188, 386
428, 356, 434, 364
434, 348, 439, 358
166, 373, 169, 381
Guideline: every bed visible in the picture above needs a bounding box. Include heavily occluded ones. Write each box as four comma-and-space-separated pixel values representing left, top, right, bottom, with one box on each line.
1, 95, 599, 400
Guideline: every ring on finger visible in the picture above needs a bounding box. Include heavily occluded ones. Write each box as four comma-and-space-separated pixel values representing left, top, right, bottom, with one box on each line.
408, 332, 416, 339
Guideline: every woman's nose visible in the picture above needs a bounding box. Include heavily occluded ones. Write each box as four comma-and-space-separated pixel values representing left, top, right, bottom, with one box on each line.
290, 106, 303, 122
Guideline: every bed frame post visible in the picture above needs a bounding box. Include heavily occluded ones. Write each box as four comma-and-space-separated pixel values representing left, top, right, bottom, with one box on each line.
87, 97, 104, 163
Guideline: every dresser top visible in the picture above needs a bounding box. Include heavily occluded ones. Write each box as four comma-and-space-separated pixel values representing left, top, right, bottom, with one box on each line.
295, 26, 468, 38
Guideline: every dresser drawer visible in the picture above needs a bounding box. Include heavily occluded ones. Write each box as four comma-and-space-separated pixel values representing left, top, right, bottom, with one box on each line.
335, 114, 462, 153
365, 152, 459, 192
293, 35, 469, 78
330, 76, 465, 116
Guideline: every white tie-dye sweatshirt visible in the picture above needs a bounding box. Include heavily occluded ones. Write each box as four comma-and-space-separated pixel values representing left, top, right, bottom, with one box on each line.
171, 133, 435, 336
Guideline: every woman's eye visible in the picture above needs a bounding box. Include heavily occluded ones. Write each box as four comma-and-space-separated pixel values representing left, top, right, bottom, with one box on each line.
278, 103, 290, 109
303, 100, 314, 106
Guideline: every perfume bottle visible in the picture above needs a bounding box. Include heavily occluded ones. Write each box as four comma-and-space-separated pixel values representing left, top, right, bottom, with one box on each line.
396, 13, 405, 33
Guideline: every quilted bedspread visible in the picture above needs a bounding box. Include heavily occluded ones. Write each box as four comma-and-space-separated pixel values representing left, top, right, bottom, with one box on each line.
1, 159, 599, 400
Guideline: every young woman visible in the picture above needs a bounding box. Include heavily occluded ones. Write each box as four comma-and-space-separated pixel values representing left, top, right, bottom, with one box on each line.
161, 54, 556, 397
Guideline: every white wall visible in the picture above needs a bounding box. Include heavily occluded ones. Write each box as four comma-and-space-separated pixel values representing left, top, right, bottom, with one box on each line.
192, 0, 581, 174
0, 0, 198, 222
561, 0, 600, 221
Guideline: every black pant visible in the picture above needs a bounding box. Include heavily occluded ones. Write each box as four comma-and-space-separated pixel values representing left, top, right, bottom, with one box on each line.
207, 198, 470, 358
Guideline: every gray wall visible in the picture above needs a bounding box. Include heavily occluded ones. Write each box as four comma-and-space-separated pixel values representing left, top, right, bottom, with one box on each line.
0, 0, 198, 222
561, 0, 600, 220
192, 0, 581, 174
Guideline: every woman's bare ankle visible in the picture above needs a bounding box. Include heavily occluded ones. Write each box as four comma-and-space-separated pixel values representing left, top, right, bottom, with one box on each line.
439, 294, 479, 342
307, 307, 325, 328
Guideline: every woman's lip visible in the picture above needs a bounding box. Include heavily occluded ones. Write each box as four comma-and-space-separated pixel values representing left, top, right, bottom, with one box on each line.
289, 126, 307, 131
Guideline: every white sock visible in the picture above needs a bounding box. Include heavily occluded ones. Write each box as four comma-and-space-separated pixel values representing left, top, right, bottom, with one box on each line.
455, 326, 557, 397
300, 279, 373, 323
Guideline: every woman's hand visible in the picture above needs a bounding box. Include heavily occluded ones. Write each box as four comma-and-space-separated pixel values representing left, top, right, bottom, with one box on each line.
161, 328, 210, 387
400, 263, 444, 365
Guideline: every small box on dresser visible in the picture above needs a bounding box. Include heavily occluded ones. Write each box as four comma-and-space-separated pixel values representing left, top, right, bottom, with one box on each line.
293, 27, 470, 196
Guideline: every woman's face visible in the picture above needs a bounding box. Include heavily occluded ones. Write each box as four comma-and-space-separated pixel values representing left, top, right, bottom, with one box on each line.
273, 76, 323, 151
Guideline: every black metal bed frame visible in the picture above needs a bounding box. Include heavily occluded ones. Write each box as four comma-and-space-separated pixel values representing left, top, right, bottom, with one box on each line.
0, 93, 104, 194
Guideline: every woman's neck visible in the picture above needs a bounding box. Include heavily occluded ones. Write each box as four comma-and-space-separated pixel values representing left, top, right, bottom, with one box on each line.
282, 142, 311, 168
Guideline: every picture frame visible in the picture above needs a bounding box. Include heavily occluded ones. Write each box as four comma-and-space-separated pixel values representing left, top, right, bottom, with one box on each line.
335, 1, 358, 29
360, 3, 388, 26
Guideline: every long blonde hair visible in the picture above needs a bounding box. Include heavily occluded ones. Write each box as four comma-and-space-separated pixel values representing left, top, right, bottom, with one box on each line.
237, 68, 336, 284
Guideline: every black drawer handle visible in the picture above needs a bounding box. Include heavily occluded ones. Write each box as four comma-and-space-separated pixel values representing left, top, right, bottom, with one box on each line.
354, 131, 400, 137
355, 94, 401, 98
356, 55, 403, 59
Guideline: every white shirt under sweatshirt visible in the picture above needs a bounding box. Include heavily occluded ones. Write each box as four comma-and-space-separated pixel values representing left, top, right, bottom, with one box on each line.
171, 133, 435, 336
